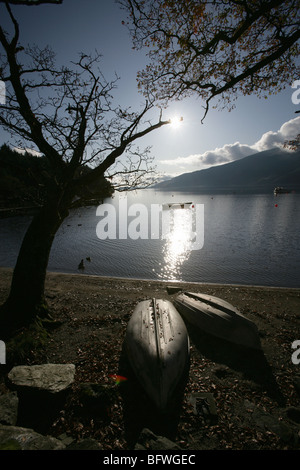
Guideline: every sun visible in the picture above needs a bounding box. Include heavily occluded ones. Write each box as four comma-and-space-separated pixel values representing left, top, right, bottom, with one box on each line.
169, 116, 183, 129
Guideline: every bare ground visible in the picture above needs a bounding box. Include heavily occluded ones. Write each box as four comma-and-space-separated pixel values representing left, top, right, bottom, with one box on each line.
0, 267, 300, 451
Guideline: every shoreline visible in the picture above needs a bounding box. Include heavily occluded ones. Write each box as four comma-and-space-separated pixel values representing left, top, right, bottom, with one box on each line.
1, 266, 299, 293
46, 269, 300, 290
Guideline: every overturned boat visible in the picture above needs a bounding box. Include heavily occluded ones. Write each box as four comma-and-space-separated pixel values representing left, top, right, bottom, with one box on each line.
174, 292, 261, 350
124, 298, 190, 411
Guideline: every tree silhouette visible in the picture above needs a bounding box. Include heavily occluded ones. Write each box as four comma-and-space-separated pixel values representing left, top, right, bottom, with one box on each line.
0, 2, 169, 337
119, 0, 300, 121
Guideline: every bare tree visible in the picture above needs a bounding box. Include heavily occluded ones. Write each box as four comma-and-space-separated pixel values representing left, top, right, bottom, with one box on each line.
0, 2, 169, 337
119, 0, 300, 121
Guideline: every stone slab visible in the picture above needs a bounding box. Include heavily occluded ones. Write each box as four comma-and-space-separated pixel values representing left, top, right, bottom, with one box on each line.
8, 364, 75, 393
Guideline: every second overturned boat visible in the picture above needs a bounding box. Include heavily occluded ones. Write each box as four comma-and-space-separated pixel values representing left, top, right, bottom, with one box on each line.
174, 292, 261, 350
124, 298, 190, 411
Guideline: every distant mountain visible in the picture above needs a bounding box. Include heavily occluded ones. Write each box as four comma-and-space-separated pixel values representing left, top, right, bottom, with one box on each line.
155, 148, 300, 193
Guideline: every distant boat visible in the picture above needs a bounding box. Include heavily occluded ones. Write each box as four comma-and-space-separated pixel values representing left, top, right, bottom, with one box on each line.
124, 298, 190, 411
162, 202, 194, 210
274, 186, 290, 195
173, 292, 261, 350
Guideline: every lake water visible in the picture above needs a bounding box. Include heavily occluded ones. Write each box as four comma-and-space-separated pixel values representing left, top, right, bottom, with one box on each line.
1, 190, 300, 288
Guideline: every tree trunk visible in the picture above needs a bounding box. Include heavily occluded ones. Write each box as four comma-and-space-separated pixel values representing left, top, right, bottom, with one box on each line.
0, 193, 69, 338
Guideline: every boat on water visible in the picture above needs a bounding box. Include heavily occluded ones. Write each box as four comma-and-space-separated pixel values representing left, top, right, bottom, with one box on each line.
124, 298, 190, 411
274, 186, 290, 195
162, 202, 194, 210
173, 292, 261, 350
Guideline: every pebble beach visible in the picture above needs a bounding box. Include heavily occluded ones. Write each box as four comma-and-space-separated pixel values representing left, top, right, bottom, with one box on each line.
0, 267, 300, 451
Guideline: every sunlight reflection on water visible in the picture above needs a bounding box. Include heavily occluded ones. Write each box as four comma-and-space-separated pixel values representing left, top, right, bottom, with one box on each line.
1, 191, 300, 287
158, 206, 193, 280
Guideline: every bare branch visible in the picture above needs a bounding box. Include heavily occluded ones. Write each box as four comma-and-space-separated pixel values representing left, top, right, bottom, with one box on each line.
119, 0, 300, 120
0, 4, 171, 200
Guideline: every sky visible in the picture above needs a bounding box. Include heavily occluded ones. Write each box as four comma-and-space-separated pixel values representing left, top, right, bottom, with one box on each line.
0, 0, 299, 179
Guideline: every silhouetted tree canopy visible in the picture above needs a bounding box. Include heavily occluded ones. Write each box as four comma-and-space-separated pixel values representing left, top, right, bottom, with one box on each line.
119, 0, 300, 121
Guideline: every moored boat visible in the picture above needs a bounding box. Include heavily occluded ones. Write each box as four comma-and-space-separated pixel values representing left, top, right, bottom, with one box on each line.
274, 186, 290, 195
173, 292, 261, 350
124, 298, 190, 411
162, 202, 193, 210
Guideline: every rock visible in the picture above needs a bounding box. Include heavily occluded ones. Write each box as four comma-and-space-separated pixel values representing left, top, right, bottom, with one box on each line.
7, 364, 76, 434
0, 425, 65, 450
135, 428, 181, 451
0, 392, 18, 426
293, 377, 300, 397
57, 433, 75, 447
244, 399, 255, 411
267, 421, 294, 443
8, 364, 75, 393
251, 406, 294, 443
166, 286, 182, 295
213, 365, 232, 379
187, 392, 218, 423
67, 438, 102, 450
77, 383, 117, 419
286, 407, 300, 424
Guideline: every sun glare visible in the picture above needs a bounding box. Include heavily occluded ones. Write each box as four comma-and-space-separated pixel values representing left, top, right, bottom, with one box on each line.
169, 116, 183, 129
159, 208, 193, 281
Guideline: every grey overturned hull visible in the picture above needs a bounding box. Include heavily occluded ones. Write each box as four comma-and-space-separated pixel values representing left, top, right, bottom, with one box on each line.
174, 292, 261, 350
124, 298, 190, 411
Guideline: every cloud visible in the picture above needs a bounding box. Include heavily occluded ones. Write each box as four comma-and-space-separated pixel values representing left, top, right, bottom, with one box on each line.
161, 116, 300, 169
14, 147, 42, 157
253, 117, 300, 152
198, 142, 256, 166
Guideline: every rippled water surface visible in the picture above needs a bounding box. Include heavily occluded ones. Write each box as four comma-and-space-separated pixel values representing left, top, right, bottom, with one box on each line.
1, 190, 300, 287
